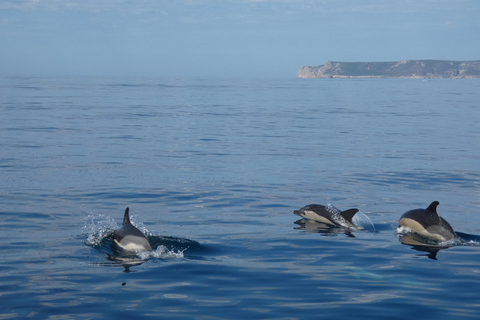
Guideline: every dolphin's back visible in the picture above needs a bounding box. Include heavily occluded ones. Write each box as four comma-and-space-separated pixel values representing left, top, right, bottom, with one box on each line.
114, 226, 153, 251
113, 207, 153, 251
425, 217, 456, 240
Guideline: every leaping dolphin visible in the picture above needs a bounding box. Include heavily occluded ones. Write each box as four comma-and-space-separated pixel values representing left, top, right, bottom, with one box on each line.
398, 201, 456, 242
113, 207, 153, 252
294, 204, 359, 228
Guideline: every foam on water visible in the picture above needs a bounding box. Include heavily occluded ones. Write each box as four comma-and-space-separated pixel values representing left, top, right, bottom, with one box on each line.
137, 245, 185, 260
83, 211, 117, 247
396, 225, 412, 235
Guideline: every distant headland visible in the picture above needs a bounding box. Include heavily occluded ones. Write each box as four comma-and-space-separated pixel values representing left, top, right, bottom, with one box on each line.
297, 60, 480, 79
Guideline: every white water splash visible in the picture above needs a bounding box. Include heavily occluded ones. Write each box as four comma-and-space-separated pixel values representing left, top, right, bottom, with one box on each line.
83, 211, 117, 247
136, 245, 185, 260
396, 225, 411, 235
352, 211, 376, 233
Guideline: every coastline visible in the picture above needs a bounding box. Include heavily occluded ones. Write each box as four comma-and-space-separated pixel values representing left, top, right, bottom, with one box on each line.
297, 60, 480, 79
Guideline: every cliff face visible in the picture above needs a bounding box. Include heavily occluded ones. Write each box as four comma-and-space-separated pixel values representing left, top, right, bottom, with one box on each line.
297, 60, 480, 79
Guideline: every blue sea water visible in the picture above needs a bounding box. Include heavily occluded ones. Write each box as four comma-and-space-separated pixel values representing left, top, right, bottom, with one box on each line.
1, 76, 480, 319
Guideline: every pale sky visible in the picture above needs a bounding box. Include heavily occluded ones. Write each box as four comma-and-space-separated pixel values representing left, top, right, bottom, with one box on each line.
1, 0, 479, 78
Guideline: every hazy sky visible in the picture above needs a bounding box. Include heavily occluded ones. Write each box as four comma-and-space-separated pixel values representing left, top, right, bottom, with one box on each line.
1, 0, 479, 77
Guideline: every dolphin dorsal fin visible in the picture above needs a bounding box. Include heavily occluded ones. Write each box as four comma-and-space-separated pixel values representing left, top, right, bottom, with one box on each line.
123, 207, 131, 226
426, 201, 440, 215
340, 208, 359, 223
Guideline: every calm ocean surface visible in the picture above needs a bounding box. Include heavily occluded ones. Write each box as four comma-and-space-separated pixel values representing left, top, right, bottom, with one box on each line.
1, 76, 480, 319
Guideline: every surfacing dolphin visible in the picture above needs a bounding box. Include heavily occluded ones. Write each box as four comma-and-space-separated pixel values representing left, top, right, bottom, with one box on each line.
294, 204, 359, 228
398, 201, 456, 242
113, 207, 152, 252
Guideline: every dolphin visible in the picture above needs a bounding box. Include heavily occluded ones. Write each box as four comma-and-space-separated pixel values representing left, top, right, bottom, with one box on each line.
293, 204, 359, 228
113, 207, 152, 252
398, 201, 456, 242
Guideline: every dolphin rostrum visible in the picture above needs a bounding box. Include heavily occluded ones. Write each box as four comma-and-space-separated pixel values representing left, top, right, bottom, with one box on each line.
294, 204, 359, 228
398, 201, 456, 242
113, 207, 153, 252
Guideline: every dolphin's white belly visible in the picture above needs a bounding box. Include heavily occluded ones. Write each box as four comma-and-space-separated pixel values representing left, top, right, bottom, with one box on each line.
299, 210, 336, 225
115, 235, 151, 251
399, 217, 447, 242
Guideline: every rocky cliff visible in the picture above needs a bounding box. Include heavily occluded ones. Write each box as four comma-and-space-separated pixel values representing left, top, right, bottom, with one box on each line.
297, 60, 480, 79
